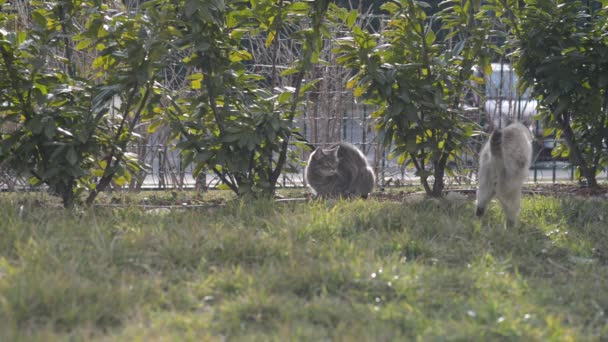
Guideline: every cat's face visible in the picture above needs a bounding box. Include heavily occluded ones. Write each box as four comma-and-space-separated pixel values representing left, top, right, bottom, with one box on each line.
310, 147, 339, 176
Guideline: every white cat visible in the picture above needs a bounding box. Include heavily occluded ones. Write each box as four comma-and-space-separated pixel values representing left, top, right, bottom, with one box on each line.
476, 122, 533, 227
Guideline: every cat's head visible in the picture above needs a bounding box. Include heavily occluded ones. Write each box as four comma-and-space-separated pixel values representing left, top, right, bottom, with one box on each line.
310, 146, 339, 176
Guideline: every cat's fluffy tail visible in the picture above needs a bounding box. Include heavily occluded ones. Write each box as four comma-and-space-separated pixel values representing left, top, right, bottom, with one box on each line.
490, 128, 502, 161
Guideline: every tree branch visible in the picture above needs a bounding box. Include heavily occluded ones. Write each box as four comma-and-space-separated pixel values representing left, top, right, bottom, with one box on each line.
270, 70, 305, 187
86, 82, 153, 205
164, 96, 239, 194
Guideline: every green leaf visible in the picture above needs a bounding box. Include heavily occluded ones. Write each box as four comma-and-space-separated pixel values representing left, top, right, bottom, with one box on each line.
354, 85, 367, 97
28, 117, 43, 134
425, 30, 436, 45
31, 11, 47, 28
66, 147, 78, 166
554, 98, 568, 115
217, 183, 232, 190
346, 10, 358, 29
44, 120, 56, 139
191, 79, 202, 90
280, 67, 300, 77
405, 134, 418, 154
221, 133, 242, 143
265, 31, 276, 48
76, 39, 92, 50
28, 176, 42, 186
229, 50, 253, 62
147, 120, 164, 133
277, 91, 293, 104
288, 2, 309, 13
194, 151, 213, 163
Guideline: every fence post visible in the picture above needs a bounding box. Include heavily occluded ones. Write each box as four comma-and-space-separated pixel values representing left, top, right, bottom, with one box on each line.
534, 121, 540, 183
342, 102, 347, 141
381, 147, 386, 188
362, 104, 368, 155
552, 139, 557, 184
158, 145, 165, 189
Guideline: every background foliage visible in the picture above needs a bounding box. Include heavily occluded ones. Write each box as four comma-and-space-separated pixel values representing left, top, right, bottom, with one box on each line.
0, 0, 168, 207
1, 0, 607, 207
334, 0, 492, 197
503, 0, 608, 188
163, 0, 330, 197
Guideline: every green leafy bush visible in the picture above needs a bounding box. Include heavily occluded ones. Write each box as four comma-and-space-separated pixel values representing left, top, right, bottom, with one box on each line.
0, 0, 168, 207
506, 0, 608, 188
334, 0, 491, 196
163, 0, 330, 197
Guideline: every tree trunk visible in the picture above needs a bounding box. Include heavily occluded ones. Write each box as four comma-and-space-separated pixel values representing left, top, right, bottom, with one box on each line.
61, 178, 75, 209
559, 120, 598, 188
431, 163, 445, 197
420, 175, 432, 196
86, 176, 113, 206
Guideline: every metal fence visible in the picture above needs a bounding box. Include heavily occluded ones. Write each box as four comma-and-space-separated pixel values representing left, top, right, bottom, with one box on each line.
1, 2, 605, 192
94, 93, 608, 191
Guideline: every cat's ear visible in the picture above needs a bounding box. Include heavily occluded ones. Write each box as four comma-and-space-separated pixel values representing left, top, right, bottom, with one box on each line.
312, 149, 324, 160
332, 146, 340, 158
334, 145, 346, 157
324, 146, 339, 156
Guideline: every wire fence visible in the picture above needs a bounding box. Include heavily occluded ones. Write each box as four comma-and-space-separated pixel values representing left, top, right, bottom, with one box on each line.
1, 116, 604, 193
1, 3, 606, 192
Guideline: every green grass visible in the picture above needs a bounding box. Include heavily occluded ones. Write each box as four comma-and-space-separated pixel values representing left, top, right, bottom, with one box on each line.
0, 190, 607, 341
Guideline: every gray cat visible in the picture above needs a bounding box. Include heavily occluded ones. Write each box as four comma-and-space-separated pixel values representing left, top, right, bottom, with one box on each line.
304, 142, 375, 198
476, 122, 533, 227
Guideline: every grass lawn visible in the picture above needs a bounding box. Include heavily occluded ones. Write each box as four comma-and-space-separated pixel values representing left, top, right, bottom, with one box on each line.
0, 188, 607, 341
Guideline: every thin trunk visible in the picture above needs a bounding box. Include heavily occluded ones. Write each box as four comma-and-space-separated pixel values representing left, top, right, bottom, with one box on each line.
269, 70, 305, 193
559, 117, 598, 188
431, 152, 449, 197
412, 157, 432, 195
61, 178, 75, 209
421, 177, 432, 195
59, 5, 76, 78
86, 84, 152, 205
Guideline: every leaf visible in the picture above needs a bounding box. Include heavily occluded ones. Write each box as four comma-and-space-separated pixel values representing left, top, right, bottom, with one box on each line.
57, 127, 73, 137
191, 79, 202, 89
288, 1, 309, 13
265, 30, 276, 48
194, 151, 213, 163
554, 98, 569, 115
44, 120, 56, 139
28, 176, 42, 186
31, 11, 47, 28
229, 50, 253, 62
354, 85, 367, 97
217, 183, 232, 190
280, 66, 300, 77
76, 39, 92, 50
147, 120, 164, 133
28, 117, 43, 134
221, 133, 242, 143
346, 10, 358, 29
426, 30, 436, 45
405, 134, 418, 154
66, 147, 78, 166
277, 91, 293, 104
346, 75, 360, 89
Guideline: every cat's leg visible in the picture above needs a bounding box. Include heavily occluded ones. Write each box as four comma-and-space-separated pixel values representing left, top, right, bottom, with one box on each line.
475, 162, 496, 217
497, 187, 521, 228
